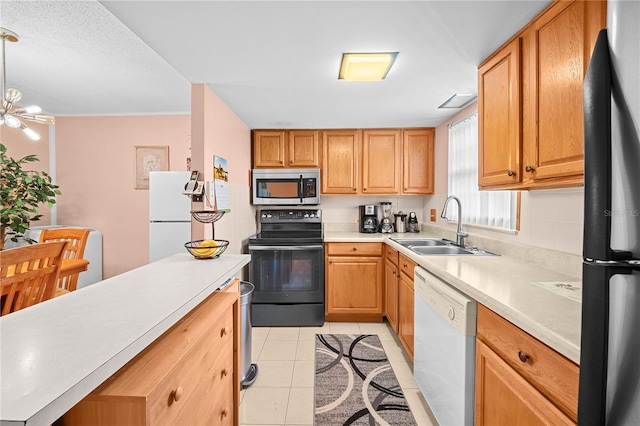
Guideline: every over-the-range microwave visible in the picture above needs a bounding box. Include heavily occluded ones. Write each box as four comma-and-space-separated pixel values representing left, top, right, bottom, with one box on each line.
252, 168, 320, 206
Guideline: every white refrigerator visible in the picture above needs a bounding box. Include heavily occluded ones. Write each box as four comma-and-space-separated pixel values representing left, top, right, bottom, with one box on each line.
149, 171, 192, 263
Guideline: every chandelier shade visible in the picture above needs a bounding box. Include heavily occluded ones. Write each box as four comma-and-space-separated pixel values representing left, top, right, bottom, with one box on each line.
1, 27, 54, 141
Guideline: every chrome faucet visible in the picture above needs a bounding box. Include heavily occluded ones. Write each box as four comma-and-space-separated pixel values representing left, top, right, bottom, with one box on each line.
441, 195, 468, 247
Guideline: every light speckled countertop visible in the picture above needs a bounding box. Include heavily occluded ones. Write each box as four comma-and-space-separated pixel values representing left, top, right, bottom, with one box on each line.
324, 231, 582, 364
0, 253, 250, 426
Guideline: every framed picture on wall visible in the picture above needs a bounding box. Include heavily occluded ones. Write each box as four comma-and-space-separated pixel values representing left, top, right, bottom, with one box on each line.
135, 146, 170, 189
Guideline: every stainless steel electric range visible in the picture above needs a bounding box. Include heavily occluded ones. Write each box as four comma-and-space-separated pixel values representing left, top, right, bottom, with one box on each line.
248, 209, 324, 326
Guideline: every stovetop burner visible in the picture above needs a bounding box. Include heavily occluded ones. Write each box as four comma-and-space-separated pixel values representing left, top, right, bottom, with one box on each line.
249, 209, 323, 245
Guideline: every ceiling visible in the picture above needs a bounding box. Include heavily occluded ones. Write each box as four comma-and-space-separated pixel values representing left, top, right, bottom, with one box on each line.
0, 0, 551, 129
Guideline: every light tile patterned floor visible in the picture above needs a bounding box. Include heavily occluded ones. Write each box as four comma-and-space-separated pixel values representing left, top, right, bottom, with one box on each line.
239, 322, 438, 426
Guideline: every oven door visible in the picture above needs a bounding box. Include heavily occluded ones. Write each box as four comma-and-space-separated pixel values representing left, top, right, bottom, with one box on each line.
249, 244, 324, 303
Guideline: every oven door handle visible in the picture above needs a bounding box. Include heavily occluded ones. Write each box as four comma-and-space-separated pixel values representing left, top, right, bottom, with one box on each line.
249, 245, 324, 251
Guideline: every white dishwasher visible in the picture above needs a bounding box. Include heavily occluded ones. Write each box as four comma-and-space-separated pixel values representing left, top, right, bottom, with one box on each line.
414, 266, 477, 426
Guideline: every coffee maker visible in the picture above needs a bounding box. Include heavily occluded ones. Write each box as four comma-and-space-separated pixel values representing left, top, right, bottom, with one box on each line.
359, 205, 378, 233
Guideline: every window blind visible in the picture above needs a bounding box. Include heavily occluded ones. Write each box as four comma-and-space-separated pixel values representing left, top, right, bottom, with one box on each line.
446, 113, 517, 230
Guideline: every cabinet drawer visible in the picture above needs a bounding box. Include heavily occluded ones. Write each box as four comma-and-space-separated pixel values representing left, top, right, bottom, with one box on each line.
148, 309, 234, 425
477, 304, 579, 421
398, 253, 417, 278
385, 246, 399, 266
327, 242, 382, 256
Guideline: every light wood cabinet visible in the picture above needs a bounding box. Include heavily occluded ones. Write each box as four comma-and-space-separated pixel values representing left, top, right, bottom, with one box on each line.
383, 246, 400, 333
478, 38, 522, 188
325, 243, 383, 322
475, 304, 579, 425
64, 286, 241, 426
402, 128, 435, 194
478, 0, 605, 190
253, 130, 319, 168
361, 129, 402, 194
397, 253, 416, 360
321, 128, 434, 195
521, 0, 605, 186
321, 130, 360, 194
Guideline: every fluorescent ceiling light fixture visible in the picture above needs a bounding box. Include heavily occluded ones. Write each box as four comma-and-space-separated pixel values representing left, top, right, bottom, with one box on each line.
438, 93, 477, 108
338, 52, 398, 81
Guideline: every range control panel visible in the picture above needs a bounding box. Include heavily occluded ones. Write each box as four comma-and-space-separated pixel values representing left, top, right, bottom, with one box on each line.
260, 209, 322, 223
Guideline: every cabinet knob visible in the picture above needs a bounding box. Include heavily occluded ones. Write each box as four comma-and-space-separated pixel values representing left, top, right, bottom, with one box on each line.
403, 263, 408, 268
221, 368, 228, 377
518, 351, 530, 363
525, 165, 535, 172
221, 408, 229, 418
392, 270, 396, 275
352, 187, 357, 191
221, 326, 230, 337
508, 170, 516, 176
172, 386, 183, 402
352, 247, 357, 251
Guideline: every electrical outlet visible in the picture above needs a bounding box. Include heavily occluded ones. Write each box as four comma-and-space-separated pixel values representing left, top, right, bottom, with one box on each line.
430, 209, 437, 222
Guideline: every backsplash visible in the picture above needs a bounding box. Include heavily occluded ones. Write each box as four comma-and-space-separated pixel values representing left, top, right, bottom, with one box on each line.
319, 195, 425, 226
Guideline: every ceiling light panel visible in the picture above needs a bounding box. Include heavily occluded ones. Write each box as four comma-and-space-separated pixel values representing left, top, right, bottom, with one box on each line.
339, 52, 398, 82
438, 93, 477, 108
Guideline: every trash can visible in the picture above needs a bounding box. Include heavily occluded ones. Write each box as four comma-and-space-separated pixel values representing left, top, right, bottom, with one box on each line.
240, 281, 258, 387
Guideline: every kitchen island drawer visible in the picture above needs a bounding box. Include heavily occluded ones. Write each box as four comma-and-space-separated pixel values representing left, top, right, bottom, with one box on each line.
477, 304, 579, 421
64, 291, 237, 426
327, 242, 382, 256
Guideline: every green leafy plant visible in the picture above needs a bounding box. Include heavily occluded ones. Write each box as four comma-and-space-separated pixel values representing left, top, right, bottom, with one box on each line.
0, 143, 61, 250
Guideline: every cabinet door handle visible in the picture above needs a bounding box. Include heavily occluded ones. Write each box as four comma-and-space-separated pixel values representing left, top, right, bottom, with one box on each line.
172, 386, 183, 402
221, 326, 230, 337
363, 188, 367, 191
352, 247, 357, 251
508, 170, 516, 176
525, 165, 535, 172
221, 408, 229, 418
221, 368, 228, 377
518, 351, 530, 363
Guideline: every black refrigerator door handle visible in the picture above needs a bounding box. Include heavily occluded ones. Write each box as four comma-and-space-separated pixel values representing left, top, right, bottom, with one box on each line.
583, 29, 613, 262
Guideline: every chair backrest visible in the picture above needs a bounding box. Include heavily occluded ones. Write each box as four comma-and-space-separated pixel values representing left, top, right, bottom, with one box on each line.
1, 241, 67, 316
38, 228, 91, 292
39, 228, 90, 260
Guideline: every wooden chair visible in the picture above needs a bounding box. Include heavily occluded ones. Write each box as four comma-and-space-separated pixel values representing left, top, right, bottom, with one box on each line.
1, 241, 67, 316
39, 228, 90, 292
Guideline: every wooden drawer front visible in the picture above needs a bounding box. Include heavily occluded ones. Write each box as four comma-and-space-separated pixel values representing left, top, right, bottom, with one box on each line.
148, 308, 234, 424
385, 245, 399, 266
398, 253, 417, 278
327, 242, 382, 256
477, 305, 579, 421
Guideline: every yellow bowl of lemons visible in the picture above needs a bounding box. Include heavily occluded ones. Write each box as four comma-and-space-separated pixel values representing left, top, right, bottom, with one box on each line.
185, 239, 229, 259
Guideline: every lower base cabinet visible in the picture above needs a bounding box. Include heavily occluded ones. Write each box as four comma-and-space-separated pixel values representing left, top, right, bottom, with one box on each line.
63, 283, 241, 426
325, 243, 383, 322
475, 304, 578, 425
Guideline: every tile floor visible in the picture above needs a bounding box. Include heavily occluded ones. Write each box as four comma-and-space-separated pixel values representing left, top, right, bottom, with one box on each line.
239, 321, 438, 426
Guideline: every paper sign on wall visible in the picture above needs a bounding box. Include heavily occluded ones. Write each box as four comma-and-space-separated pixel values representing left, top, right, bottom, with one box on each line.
212, 156, 230, 212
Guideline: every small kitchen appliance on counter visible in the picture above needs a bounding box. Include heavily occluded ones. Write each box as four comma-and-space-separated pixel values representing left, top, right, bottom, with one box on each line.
406, 212, 420, 233
394, 211, 407, 233
379, 202, 394, 233
359, 205, 378, 233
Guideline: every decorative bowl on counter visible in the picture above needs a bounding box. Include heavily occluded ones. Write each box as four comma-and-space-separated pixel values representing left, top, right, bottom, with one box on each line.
184, 239, 229, 259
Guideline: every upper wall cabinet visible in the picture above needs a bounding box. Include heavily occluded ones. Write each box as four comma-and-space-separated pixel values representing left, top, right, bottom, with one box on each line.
321, 128, 435, 195
402, 128, 435, 194
321, 130, 360, 194
478, 0, 606, 190
361, 129, 402, 194
253, 130, 319, 168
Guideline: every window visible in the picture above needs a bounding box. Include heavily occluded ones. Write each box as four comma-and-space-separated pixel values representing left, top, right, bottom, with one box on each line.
446, 113, 517, 230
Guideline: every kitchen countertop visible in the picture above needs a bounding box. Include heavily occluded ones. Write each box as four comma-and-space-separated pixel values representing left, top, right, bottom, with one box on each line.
0, 253, 250, 426
324, 231, 582, 364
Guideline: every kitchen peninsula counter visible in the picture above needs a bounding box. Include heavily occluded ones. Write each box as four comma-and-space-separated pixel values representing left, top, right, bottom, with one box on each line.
324, 231, 582, 364
0, 253, 250, 426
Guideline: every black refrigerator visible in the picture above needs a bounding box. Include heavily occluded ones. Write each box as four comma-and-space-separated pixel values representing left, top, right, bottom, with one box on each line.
579, 1, 640, 425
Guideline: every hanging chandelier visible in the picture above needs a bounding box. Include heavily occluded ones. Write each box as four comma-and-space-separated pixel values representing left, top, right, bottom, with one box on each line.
1, 27, 54, 141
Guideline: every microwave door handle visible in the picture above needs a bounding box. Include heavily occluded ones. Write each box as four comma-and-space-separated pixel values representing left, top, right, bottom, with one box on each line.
299, 175, 303, 202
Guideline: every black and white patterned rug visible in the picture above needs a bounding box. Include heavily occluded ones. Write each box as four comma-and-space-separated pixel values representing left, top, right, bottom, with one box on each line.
315, 334, 417, 425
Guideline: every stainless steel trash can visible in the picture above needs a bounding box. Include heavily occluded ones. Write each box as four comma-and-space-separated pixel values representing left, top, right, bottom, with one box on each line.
240, 281, 258, 387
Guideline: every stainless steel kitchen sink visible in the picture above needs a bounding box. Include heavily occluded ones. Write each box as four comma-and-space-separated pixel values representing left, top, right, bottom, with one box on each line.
390, 238, 449, 246
390, 238, 498, 256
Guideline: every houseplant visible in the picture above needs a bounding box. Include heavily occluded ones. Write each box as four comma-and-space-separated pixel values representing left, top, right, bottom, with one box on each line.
0, 143, 61, 250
